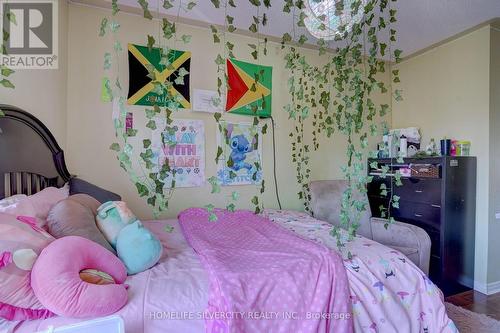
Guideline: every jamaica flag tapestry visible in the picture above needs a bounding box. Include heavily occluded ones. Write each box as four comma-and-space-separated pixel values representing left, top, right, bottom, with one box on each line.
225, 58, 272, 118
127, 44, 191, 108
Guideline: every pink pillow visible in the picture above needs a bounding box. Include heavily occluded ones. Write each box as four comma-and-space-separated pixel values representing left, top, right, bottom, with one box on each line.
31, 236, 128, 318
29, 185, 69, 220
0, 213, 54, 321
0, 195, 37, 218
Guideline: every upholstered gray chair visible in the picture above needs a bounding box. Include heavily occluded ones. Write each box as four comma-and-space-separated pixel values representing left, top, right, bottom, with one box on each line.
309, 180, 431, 275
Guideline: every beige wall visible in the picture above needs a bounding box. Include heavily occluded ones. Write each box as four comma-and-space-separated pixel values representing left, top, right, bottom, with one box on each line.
0, 0, 68, 148
392, 26, 493, 290
488, 25, 500, 284
66, 4, 389, 219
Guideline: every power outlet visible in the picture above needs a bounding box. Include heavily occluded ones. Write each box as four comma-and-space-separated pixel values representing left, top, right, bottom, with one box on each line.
496, 213, 500, 220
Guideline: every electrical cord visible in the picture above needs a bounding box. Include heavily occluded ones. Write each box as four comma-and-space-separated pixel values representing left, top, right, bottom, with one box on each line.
270, 116, 282, 209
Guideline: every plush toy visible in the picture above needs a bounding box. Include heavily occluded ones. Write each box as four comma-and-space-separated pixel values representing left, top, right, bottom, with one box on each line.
96, 201, 137, 247
96, 201, 162, 275
116, 221, 162, 275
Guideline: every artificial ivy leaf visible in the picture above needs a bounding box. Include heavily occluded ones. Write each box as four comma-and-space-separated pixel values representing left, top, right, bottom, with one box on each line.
231, 191, 240, 201
207, 176, 221, 193
214, 112, 222, 122
147, 35, 155, 51
228, 0, 236, 7
137, 0, 153, 19
380, 43, 387, 56
135, 182, 149, 197
226, 15, 234, 24
263, 0, 271, 7
163, 0, 174, 9
146, 120, 157, 130
394, 89, 403, 102
297, 12, 307, 27
0, 66, 14, 77
164, 225, 174, 233
143, 139, 151, 148
261, 123, 268, 134
210, 0, 220, 8
181, 34, 192, 43
126, 128, 138, 137
0, 79, 14, 88
215, 146, 223, 163
281, 33, 292, 44
111, 0, 120, 15
215, 54, 224, 65
298, 35, 308, 45
99, 18, 108, 37
251, 196, 259, 205
174, 76, 184, 85
109, 20, 120, 32
5, 10, 16, 25
109, 143, 120, 151
249, 0, 261, 6
209, 213, 218, 222
249, 23, 258, 34
228, 25, 237, 33
187, 1, 197, 10
226, 203, 236, 212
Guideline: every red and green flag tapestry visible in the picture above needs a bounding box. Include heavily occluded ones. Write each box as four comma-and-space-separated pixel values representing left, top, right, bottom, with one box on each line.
225, 58, 272, 118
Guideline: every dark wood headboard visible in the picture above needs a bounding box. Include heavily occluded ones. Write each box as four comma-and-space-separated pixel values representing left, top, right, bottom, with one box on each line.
0, 104, 71, 199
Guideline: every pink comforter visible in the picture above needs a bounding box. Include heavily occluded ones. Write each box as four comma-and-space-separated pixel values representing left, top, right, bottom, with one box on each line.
178, 208, 353, 333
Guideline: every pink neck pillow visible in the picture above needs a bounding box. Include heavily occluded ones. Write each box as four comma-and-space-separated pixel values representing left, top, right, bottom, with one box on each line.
30, 236, 128, 318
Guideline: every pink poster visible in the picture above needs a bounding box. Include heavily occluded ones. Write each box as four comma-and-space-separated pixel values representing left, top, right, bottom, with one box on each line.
152, 118, 205, 188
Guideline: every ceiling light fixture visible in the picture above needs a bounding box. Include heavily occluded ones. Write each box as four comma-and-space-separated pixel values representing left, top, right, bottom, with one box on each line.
304, 0, 366, 40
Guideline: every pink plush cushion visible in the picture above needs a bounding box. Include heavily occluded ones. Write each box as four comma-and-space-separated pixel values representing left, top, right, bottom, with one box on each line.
29, 185, 69, 220
0, 195, 37, 219
0, 185, 69, 227
0, 213, 55, 321
31, 236, 128, 318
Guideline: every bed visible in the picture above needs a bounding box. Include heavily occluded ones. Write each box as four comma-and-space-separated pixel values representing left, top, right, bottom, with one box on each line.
0, 105, 457, 333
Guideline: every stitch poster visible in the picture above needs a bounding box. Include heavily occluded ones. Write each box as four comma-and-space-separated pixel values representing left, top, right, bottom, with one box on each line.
217, 122, 262, 186
152, 118, 205, 188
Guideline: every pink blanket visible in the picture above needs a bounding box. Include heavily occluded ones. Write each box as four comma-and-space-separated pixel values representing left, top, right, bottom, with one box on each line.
178, 208, 353, 333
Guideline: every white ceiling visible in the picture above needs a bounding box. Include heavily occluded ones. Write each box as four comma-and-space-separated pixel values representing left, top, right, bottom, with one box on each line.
98, 0, 500, 57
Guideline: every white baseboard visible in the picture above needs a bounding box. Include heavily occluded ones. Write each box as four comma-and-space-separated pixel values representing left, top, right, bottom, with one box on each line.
474, 280, 500, 295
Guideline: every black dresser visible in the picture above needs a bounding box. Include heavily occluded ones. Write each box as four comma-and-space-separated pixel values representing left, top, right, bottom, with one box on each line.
367, 157, 477, 296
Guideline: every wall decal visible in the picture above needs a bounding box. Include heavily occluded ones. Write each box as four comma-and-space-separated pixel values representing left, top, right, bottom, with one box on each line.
127, 44, 191, 108
225, 58, 272, 118
152, 118, 205, 188
217, 122, 262, 186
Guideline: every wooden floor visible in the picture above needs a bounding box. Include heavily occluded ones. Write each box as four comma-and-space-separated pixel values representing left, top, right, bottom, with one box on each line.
446, 290, 500, 320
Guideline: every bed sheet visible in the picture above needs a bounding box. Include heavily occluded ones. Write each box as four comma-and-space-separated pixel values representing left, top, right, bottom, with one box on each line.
263, 209, 458, 333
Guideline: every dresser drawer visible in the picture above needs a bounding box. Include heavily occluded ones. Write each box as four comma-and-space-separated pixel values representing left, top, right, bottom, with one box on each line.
394, 178, 442, 205
391, 200, 441, 229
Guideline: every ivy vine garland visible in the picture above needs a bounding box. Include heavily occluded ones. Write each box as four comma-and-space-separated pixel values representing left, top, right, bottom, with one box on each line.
100, 0, 403, 249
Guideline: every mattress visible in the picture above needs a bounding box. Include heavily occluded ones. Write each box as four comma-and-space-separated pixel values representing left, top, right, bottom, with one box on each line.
5, 210, 456, 333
